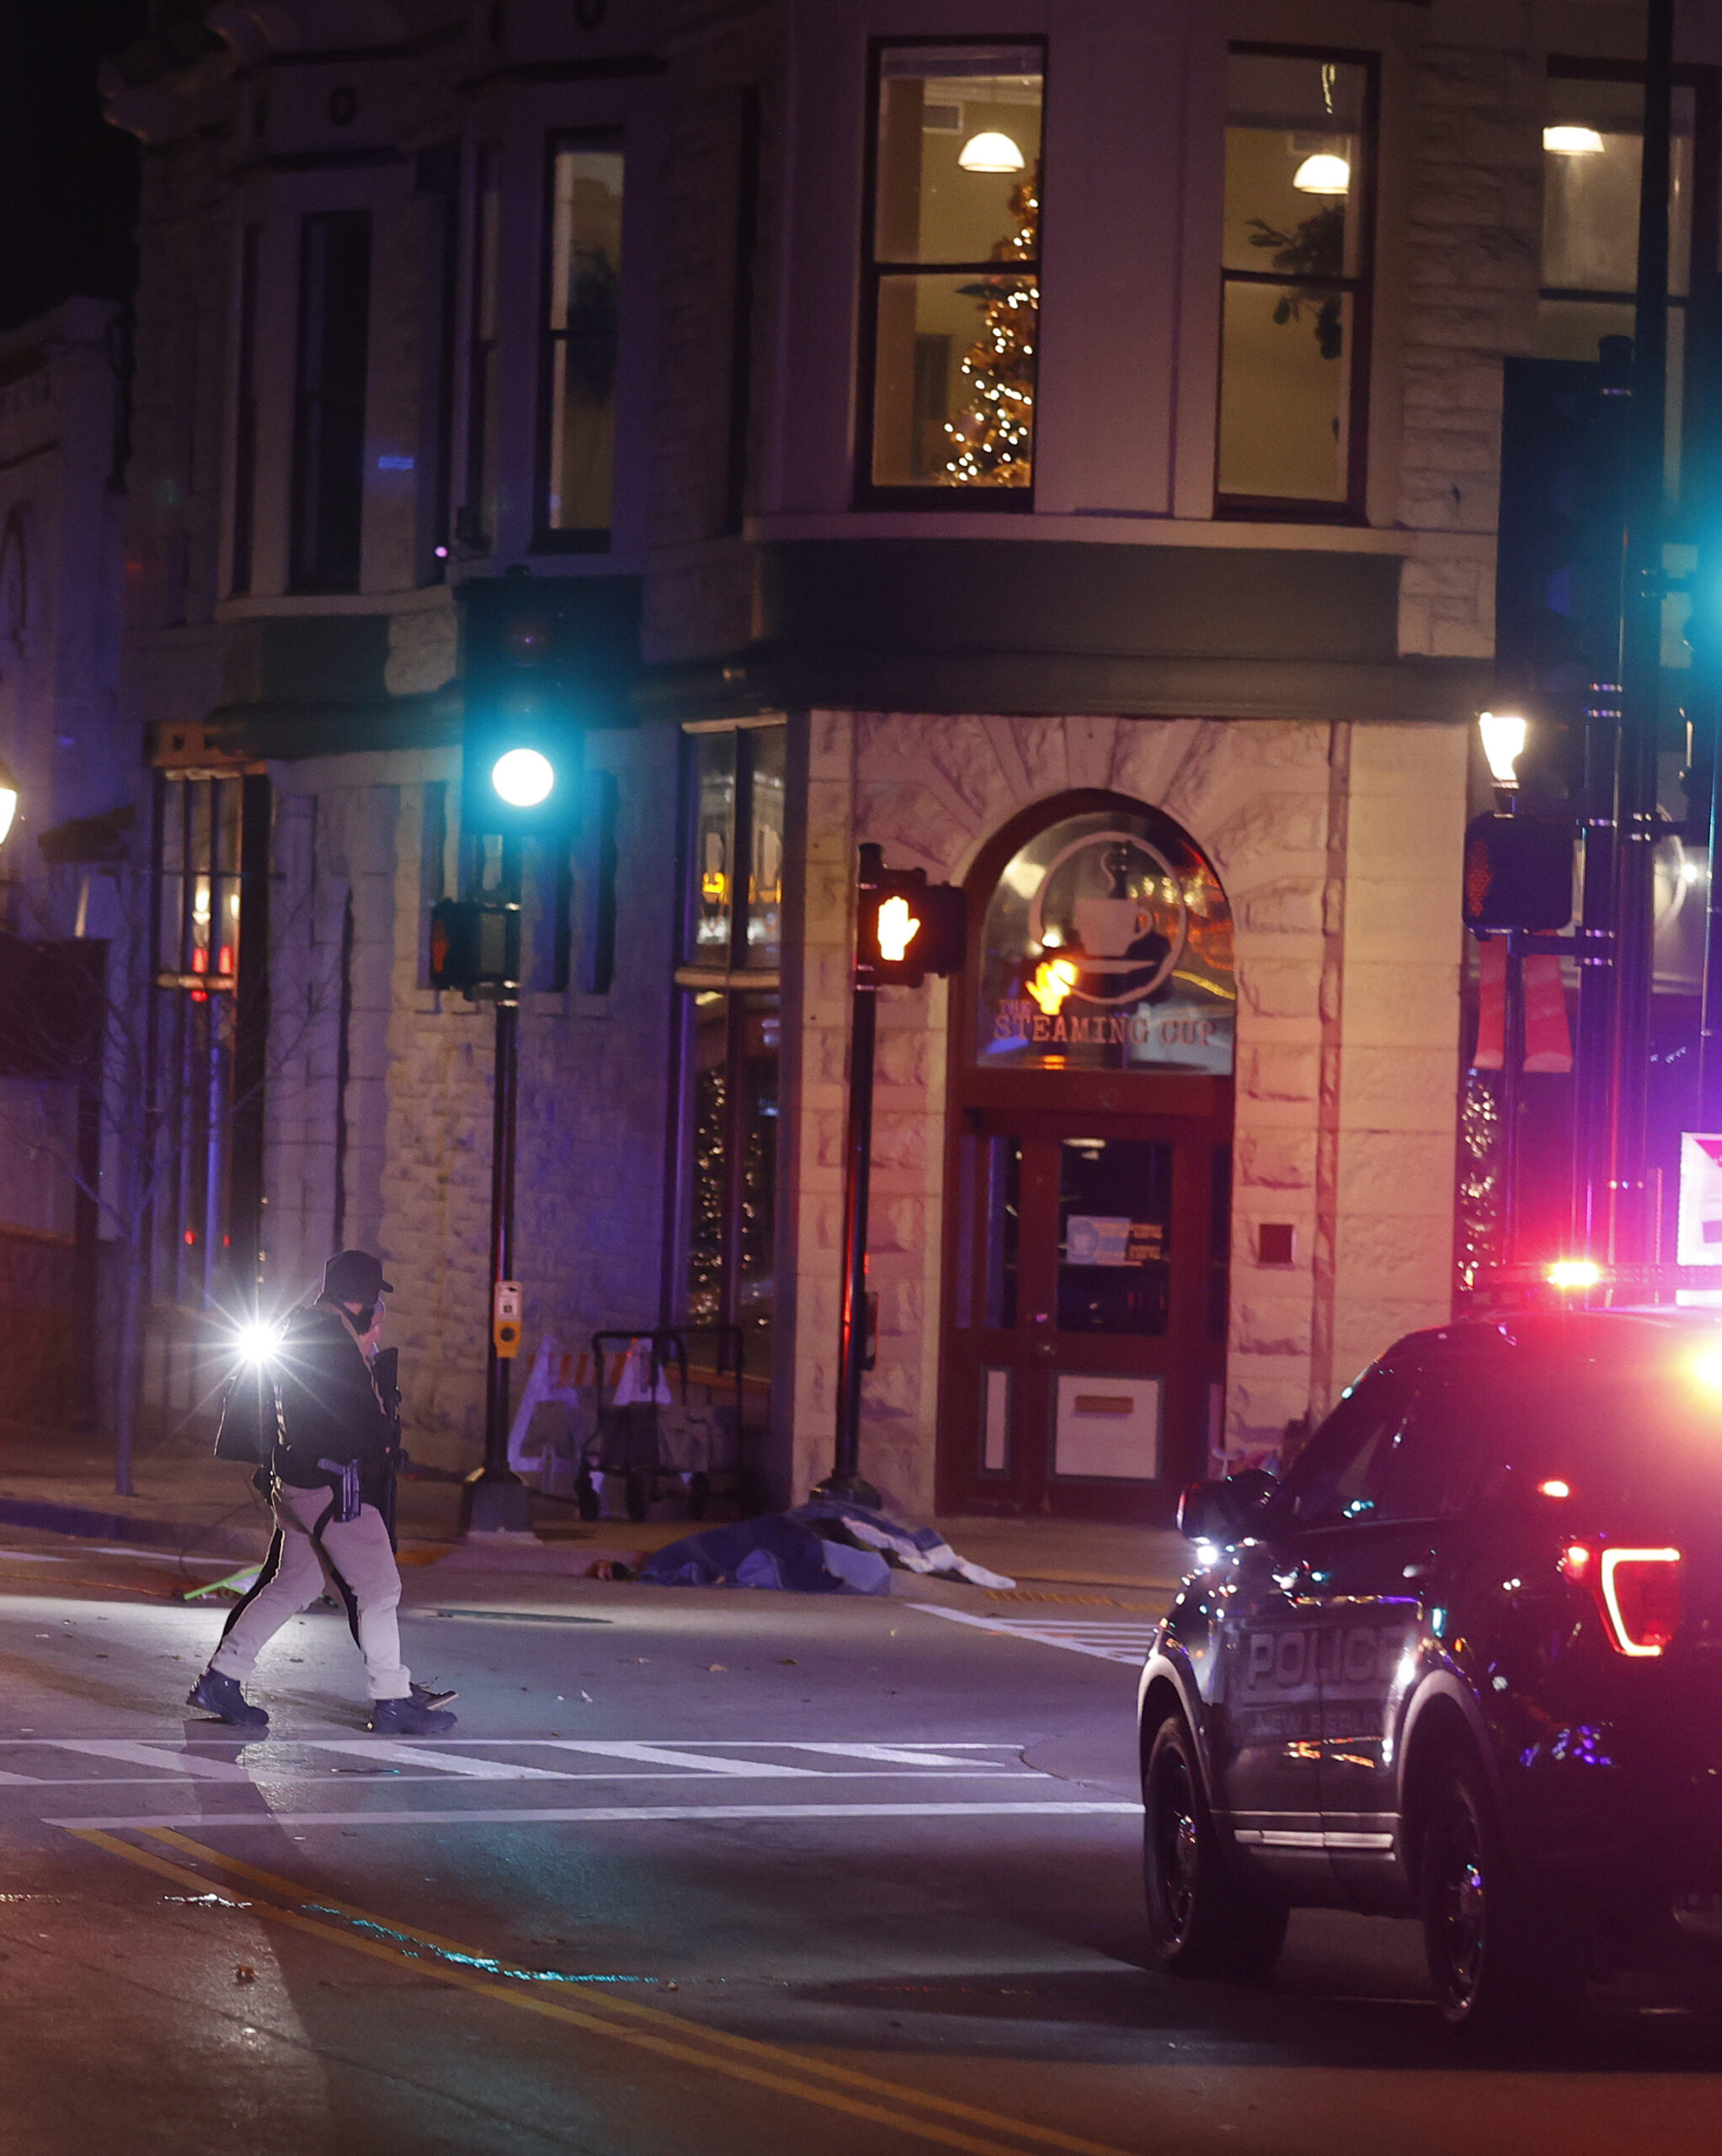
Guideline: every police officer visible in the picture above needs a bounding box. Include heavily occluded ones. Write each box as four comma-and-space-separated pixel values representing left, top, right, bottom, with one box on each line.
189, 1250, 456, 1735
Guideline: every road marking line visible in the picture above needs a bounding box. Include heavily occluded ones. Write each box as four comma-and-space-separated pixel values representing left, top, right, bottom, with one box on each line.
52, 1741, 259, 1781
790, 1743, 991, 1768
308, 1742, 567, 1780
50, 1800, 1138, 1829
543, 1740, 825, 1776
147, 1829, 1138, 2156
74, 1827, 1135, 2156
910, 1606, 1153, 1665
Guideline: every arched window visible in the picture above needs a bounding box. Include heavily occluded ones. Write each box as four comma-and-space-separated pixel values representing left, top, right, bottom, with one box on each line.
973, 803, 1234, 1076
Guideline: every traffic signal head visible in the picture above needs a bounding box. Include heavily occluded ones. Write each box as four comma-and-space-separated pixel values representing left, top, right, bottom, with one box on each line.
459, 576, 640, 839
1463, 814, 1574, 932
857, 857, 967, 986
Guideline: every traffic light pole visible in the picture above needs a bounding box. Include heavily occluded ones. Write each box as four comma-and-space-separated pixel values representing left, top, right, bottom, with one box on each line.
461, 868, 533, 1535
819, 844, 883, 1506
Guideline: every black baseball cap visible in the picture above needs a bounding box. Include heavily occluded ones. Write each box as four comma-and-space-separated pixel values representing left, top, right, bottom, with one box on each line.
323, 1250, 394, 1305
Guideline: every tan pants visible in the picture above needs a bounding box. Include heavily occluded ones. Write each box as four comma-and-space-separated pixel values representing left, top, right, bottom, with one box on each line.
211, 1481, 411, 1701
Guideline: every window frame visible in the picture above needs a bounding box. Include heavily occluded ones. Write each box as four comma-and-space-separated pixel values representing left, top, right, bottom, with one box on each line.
288, 207, 373, 594
456, 143, 502, 554
666, 716, 787, 1359
1216, 41, 1380, 525
534, 125, 626, 555
854, 32, 1048, 512
1539, 55, 1720, 509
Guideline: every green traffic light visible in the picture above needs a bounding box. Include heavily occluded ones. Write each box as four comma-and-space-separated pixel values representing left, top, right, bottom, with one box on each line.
491, 747, 555, 808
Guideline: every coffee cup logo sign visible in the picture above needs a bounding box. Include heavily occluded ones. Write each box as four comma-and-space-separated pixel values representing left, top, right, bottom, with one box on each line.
977, 809, 1234, 1075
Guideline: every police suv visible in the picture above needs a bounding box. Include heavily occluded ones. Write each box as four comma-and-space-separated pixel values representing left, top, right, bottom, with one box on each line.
1140, 1309, 1722, 2035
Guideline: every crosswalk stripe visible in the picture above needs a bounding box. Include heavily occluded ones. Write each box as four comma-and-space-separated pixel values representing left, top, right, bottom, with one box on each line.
52, 1741, 259, 1781
910, 1605, 1153, 1663
789, 1743, 990, 1768
308, 1741, 567, 1780
543, 1741, 823, 1777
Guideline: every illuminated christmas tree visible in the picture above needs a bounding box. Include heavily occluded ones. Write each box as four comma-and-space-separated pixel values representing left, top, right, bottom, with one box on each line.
943, 168, 1039, 487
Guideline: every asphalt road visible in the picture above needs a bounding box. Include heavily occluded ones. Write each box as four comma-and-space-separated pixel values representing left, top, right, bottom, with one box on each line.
0, 1531, 1719, 2155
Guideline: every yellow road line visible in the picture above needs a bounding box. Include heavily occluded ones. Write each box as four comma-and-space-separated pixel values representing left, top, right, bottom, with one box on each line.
144, 1828, 1132, 2156
74, 1827, 1135, 2156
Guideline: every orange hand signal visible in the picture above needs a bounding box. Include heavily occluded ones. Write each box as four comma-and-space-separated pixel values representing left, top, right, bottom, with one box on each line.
877, 894, 920, 963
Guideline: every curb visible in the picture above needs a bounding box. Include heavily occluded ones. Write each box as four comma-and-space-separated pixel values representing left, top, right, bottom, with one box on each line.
0, 1496, 264, 1561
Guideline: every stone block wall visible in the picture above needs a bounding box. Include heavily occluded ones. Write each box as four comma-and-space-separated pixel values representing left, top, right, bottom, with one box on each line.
1394, 41, 1543, 660
783, 710, 1467, 1514
265, 724, 680, 1470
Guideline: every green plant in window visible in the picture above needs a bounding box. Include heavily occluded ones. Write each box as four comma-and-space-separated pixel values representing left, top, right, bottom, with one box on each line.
1246, 203, 1344, 359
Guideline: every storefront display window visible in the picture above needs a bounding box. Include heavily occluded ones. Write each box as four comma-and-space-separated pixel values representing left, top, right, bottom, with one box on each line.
674, 720, 786, 1369
975, 808, 1234, 1075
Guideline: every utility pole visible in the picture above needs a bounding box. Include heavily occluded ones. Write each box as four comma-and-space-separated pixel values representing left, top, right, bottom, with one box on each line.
1605, 0, 1674, 1263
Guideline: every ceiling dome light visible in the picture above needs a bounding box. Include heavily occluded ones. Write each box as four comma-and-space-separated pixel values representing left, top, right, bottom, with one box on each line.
1543, 124, 1605, 156
1292, 152, 1351, 195
957, 131, 1025, 174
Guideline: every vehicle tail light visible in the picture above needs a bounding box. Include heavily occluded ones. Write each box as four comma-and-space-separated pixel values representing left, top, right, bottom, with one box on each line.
1561, 1543, 1682, 1656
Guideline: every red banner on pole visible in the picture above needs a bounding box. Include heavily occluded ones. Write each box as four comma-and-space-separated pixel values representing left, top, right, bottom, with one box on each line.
1473, 937, 1505, 1070
1522, 953, 1573, 1074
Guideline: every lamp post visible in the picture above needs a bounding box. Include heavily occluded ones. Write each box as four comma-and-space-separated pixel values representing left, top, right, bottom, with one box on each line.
1478, 712, 1528, 1260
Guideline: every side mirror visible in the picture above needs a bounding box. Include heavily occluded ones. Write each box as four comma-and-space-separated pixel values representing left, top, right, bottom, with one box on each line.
1176, 1467, 1281, 1546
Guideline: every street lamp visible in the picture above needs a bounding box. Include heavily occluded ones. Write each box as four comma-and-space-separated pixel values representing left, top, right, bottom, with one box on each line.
0, 755, 19, 846
1478, 711, 1528, 796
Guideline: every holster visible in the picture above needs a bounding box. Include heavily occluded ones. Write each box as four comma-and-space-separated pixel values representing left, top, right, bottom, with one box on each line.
317, 1458, 363, 1524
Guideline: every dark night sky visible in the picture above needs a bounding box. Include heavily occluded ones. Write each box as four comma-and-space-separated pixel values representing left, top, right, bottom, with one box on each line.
0, 4, 151, 334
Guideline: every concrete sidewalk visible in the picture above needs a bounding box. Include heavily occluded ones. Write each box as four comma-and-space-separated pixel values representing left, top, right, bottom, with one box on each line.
0, 1421, 1193, 1589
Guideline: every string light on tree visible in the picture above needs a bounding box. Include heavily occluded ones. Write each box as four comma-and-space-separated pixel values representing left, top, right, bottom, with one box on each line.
943, 167, 1039, 487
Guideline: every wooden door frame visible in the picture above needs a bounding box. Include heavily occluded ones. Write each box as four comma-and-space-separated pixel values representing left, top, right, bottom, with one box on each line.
936, 790, 1235, 1521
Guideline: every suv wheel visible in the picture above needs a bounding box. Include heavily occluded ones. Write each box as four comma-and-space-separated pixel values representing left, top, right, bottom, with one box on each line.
1143, 1710, 1287, 1983
1420, 1751, 1581, 2038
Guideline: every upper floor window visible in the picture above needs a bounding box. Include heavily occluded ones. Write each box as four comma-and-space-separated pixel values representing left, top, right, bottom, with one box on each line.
1538, 64, 1714, 498
859, 40, 1044, 504
1218, 48, 1375, 518
538, 134, 624, 549
458, 146, 503, 552
290, 209, 372, 592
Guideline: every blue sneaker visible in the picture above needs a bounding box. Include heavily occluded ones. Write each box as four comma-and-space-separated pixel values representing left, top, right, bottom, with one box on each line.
370, 1694, 457, 1736
187, 1668, 269, 1729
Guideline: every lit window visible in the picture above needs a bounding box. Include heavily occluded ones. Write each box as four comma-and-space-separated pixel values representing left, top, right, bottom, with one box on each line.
1537, 67, 1702, 499
861, 42, 1044, 501
1218, 49, 1374, 515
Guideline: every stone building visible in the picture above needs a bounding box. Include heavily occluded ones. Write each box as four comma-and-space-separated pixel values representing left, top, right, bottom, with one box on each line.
96, 0, 1715, 1522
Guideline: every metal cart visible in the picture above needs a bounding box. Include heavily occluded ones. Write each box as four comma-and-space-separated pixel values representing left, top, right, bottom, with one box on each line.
579, 1325, 748, 1522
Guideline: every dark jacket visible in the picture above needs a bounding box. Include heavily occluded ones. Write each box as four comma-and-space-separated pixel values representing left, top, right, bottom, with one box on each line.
273, 1299, 397, 1505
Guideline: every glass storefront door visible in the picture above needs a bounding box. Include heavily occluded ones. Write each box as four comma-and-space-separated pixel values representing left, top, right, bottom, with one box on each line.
943, 1108, 1224, 1517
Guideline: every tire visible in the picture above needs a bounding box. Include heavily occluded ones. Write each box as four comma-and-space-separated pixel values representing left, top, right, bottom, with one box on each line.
625, 1470, 650, 1523
575, 1476, 600, 1523
1419, 1750, 1584, 2040
1143, 1711, 1288, 1983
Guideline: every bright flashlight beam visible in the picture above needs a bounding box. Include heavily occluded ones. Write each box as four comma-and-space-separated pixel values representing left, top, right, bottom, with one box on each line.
234, 1321, 283, 1365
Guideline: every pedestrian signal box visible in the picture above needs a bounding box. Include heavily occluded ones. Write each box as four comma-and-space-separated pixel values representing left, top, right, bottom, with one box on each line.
429, 897, 522, 996
1463, 814, 1574, 933
857, 854, 967, 987
493, 1278, 523, 1358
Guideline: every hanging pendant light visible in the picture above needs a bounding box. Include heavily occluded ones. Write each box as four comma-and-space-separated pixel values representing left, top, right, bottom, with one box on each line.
1292, 151, 1351, 195
1543, 124, 1605, 156
957, 131, 1025, 174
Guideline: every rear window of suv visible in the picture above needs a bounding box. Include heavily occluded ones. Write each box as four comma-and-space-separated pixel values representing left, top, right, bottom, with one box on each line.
1453, 1358, 1722, 1507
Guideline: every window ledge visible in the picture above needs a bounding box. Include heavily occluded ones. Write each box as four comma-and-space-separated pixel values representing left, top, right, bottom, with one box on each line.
744, 511, 1417, 555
